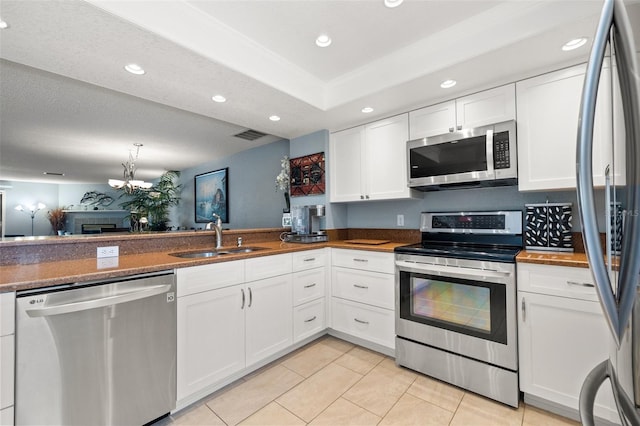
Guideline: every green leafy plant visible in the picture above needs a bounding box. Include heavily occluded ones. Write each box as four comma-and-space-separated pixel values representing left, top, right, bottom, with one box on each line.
118, 170, 181, 231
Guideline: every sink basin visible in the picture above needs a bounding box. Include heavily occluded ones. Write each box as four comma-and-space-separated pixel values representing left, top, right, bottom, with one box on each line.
170, 246, 266, 258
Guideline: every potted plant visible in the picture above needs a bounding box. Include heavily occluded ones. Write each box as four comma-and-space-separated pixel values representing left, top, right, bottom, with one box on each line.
47, 207, 67, 235
118, 170, 181, 231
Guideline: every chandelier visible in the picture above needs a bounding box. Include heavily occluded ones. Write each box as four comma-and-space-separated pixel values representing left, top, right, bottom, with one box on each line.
108, 143, 153, 193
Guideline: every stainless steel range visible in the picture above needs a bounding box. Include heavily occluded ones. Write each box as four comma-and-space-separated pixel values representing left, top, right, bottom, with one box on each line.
394, 210, 523, 407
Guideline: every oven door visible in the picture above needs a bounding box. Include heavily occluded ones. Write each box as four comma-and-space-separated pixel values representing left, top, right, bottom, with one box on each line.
395, 254, 517, 370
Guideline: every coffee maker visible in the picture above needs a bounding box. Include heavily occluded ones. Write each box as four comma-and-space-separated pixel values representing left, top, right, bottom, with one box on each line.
284, 205, 327, 243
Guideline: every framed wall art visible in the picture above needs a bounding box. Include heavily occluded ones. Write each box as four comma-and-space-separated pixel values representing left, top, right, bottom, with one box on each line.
195, 167, 229, 223
290, 152, 325, 196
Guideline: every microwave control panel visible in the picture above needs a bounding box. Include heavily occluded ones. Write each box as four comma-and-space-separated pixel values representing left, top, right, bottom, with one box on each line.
493, 131, 510, 169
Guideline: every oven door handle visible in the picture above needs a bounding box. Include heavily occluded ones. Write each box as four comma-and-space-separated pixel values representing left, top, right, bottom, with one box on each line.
395, 260, 512, 279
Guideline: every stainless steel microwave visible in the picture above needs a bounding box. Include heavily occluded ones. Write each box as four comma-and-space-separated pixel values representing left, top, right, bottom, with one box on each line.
407, 120, 517, 191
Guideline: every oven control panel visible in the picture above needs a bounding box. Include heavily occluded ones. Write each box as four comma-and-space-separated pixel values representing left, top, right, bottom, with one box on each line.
421, 211, 523, 234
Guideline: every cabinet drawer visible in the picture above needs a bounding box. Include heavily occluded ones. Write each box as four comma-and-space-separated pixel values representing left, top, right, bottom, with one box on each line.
0, 335, 14, 410
331, 249, 394, 274
177, 260, 245, 297
293, 299, 325, 343
331, 298, 394, 349
292, 268, 325, 306
332, 267, 394, 309
0, 293, 14, 337
245, 253, 292, 282
292, 249, 326, 271
517, 263, 598, 301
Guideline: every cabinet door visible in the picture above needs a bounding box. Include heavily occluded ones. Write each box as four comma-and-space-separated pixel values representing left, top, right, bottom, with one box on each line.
329, 126, 365, 202
516, 64, 616, 191
517, 292, 616, 420
0, 293, 15, 337
177, 285, 245, 401
292, 268, 325, 306
332, 267, 394, 310
456, 84, 515, 129
245, 275, 293, 366
409, 100, 456, 140
0, 335, 14, 411
331, 298, 394, 349
293, 299, 325, 343
364, 114, 416, 200
245, 253, 292, 282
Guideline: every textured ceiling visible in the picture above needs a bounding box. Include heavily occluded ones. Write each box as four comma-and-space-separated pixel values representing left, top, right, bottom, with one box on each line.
0, 0, 637, 184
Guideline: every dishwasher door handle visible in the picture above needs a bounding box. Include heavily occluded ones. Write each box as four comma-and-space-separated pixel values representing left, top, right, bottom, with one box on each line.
25, 284, 172, 317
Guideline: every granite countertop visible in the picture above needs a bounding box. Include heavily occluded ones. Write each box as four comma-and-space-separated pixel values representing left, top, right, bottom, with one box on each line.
517, 250, 591, 268
0, 239, 409, 292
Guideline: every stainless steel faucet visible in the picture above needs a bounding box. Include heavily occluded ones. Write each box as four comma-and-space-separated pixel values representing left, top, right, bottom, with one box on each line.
205, 213, 223, 249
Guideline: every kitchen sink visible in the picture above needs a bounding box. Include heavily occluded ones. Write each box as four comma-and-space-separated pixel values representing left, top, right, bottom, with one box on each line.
169, 246, 267, 258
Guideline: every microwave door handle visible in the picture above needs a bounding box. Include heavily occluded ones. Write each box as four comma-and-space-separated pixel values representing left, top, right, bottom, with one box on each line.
485, 129, 494, 174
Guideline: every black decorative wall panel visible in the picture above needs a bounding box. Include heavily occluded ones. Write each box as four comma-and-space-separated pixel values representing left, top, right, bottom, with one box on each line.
525, 203, 573, 252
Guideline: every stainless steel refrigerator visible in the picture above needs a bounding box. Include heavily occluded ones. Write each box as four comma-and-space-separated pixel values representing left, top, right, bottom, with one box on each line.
576, 0, 640, 424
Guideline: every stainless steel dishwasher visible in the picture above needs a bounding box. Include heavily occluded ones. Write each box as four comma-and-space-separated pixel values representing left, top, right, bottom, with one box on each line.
15, 271, 177, 426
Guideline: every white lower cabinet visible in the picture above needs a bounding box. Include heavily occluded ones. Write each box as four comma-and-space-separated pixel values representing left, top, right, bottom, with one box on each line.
293, 298, 325, 342
0, 406, 13, 426
245, 274, 293, 366
517, 263, 618, 423
0, 292, 14, 423
176, 256, 293, 405
330, 249, 395, 351
292, 250, 327, 343
177, 284, 245, 401
331, 298, 394, 349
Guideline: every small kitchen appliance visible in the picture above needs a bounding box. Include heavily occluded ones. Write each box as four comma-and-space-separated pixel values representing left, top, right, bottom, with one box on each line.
283, 204, 327, 243
407, 120, 517, 191
394, 210, 523, 407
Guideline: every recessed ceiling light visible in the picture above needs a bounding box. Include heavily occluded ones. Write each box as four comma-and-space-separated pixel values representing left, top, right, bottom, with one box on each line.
0, 20, 8, 29
316, 34, 332, 48
440, 79, 457, 89
212, 95, 226, 103
384, 0, 404, 8
124, 63, 145, 75
562, 37, 588, 51
362, 107, 374, 113
269, 115, 281, 121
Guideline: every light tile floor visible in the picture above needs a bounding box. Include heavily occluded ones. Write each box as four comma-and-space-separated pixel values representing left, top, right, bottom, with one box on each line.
157, 336, 580, 426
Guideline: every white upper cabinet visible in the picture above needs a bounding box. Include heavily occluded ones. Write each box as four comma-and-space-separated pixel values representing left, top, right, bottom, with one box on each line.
409, 84, 516, 140
516, 63, 624, 191
330, 126, 365, 202
330, 114, 419, 202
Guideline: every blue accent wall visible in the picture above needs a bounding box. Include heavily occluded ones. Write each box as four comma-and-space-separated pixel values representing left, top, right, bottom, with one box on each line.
173, 139, 290, 230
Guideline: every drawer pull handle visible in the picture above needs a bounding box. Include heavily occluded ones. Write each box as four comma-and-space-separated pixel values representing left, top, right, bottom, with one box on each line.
567, 280, 595, 288
303, 257, 316, 262
241, 289, 245, 309
304, 316, 317, 323
521, 298, 526, 322
304, 283, 317, 288
248, 287, 253, 307
353, 258, 369, 263
354, 318, 369, 325
353, 284, 369, 289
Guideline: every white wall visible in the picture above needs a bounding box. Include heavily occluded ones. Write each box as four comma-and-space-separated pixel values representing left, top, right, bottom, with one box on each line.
4, 181, 59, 236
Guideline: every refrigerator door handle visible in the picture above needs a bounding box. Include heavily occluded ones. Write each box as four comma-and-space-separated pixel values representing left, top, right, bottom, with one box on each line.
580, 359, 640, 426
576, 0, 620, 345
611, 0, 640, 342
577, 0, 640, 346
